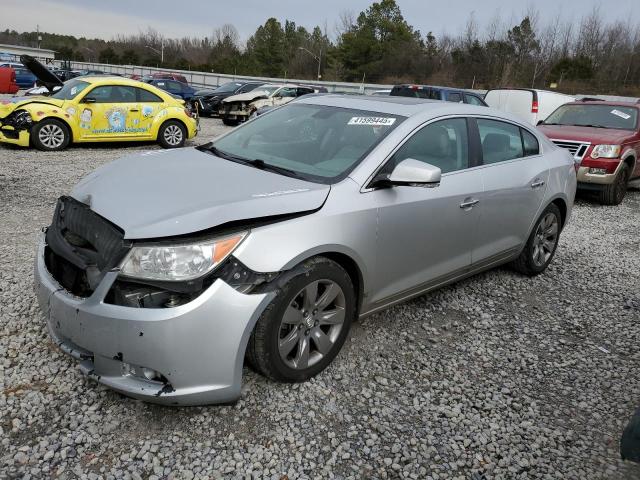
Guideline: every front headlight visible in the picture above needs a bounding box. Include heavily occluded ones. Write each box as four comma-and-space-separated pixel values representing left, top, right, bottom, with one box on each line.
119, 231, 247, 281
591, 144, 621, 159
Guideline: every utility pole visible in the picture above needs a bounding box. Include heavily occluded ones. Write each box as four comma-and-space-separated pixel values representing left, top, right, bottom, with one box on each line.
37, 24, 42, 49
298, 47, 322, 80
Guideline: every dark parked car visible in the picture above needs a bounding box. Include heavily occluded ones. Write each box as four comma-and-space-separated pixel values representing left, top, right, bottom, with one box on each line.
193, 81, 266, 117
390, 84, 488, 106
147, 79, 197, 100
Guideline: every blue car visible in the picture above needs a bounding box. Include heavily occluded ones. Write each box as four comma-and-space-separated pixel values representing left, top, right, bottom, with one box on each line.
390, 84, 488, 106
146, 79, 197, 100
0, 62, 37, 89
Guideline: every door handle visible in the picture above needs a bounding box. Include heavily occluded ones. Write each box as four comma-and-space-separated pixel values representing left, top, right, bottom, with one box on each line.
531, 179, 545, 188
459, 199, 479, 209
129, 108, 140, 112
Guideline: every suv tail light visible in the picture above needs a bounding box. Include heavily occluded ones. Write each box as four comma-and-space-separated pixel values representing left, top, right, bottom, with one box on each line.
531, 100, 539, 113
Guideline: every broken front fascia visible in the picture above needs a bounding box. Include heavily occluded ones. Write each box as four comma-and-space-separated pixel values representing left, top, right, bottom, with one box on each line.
0, 110, 33, 145
106, 255, 281, 308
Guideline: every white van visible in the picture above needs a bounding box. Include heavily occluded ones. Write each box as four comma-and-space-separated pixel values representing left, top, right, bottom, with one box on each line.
484, 88, 575, 125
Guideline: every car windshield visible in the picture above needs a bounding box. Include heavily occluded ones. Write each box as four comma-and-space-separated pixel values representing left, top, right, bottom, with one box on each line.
206, 103, 404, 183
51, 79, 90, 100
545, 104, 638, 130
256, 86, 279, 97
214, 82, 243, 93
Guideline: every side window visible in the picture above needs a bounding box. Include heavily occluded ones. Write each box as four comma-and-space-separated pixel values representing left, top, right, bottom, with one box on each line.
82, 85, 135, 103
387, 118, 469, 174
429, 89, 442, 100
477, 119, 524, 164
447, 92, 463, 103
465, 94, 485, 106
521, 129, 540, 156
297, 87, 314, 96
167, 81, 182, 92
279, 87, 297, 98
84, 85, 113, 103
136, 88, 163, 102
239, 84, 255, 93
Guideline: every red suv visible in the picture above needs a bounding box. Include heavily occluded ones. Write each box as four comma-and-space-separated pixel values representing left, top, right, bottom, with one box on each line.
538, 100, 640, 204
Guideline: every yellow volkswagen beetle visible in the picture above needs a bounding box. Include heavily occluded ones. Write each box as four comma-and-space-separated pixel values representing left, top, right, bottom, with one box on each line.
0, 76, 198, 151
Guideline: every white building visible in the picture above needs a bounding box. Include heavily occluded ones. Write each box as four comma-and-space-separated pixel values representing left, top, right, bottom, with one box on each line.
0, 44, 56, 63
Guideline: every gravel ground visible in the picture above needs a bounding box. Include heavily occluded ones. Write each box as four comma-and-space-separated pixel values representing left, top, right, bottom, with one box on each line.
1, 114, 640, 480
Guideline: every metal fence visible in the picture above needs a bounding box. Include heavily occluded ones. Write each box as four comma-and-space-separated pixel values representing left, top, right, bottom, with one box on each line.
59, 60, 393, 94
56, 60, 639, 102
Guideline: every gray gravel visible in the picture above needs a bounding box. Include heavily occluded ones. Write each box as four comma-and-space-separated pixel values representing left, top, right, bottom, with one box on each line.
1, 115, 640, 479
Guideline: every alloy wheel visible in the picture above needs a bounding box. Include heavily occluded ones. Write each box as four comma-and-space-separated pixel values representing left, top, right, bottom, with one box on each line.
38, 123, 65, 149
278, 279, 346, 370
532, 212, 558, 267
163, 124, 183, 146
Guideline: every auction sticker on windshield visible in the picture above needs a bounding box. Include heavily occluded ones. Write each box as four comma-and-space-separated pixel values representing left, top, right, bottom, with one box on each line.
611, 109, 631, 120
348, 117, 396, 126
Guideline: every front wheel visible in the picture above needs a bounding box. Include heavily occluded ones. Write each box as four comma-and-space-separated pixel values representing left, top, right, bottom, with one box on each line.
31, 118, 70, 151
222, 117, 238, 126
246, 257, 356, 382
157, 120, 186, 149
599, 163, 630, 205
511, 203, 562, 276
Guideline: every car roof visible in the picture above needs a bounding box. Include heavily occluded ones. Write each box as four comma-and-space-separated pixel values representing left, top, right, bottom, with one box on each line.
297, 94, 459, 116
570, 100, 640, 108
394, 84, 464, 92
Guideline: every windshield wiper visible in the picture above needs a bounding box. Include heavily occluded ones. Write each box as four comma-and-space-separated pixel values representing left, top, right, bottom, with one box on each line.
202, 145, 304, 179
244, 159, 304, 179
572, 124, 609, 129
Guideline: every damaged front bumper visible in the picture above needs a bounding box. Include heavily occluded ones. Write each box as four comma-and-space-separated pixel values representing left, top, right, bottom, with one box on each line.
34, 233, 275, 406
0, 125, 30, 147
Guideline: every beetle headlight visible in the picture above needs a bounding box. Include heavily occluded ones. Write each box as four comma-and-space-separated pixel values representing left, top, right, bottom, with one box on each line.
119, 232, 247, 282
591, 144, 621, 159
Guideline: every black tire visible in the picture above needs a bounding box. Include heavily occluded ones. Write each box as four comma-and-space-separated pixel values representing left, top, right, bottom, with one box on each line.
31, 118, 70, 151
621, 407, 640, 463
157, 120, 186, 149
599, 163, 630, 205
511, 203, 562, 276
222, 117, 238, 126
246, 257, 356, 382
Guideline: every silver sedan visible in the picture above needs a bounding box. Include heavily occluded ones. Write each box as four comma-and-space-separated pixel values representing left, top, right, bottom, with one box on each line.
35, 95, 577, 405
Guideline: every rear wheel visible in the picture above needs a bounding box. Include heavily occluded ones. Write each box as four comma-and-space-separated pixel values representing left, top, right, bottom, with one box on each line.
247, 257, 355, 382
222, 117, 238, 126
31, 119, 70, 151
512, 203, 561, 276
157, 120, 186, 149
599, 163, 630, 205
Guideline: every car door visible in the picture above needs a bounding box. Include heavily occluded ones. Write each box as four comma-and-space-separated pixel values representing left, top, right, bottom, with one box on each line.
76, 85, 144, 140
472, 118, 549, 263
369, 117, 483, 305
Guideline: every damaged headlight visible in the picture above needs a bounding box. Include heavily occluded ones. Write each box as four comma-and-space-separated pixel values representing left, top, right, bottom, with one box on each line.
119, 231, 248, 282
8, 110, 33, 128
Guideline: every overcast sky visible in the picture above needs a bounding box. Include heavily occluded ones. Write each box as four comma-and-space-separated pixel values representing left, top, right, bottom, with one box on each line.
4, 0, 639, 43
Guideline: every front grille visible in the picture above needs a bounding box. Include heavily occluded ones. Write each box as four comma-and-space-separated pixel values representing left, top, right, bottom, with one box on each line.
45, 196, 131, 297
551, 139, 590, 161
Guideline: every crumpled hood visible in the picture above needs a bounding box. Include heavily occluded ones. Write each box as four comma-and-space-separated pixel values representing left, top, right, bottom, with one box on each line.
0, 96, 65, 118
538, 124, 636, 145
223, 90, 270, 103
71, 147, 330, 239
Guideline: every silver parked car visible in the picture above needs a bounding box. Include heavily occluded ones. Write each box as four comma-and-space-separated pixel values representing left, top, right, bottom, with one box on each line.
35, 95, 577, 405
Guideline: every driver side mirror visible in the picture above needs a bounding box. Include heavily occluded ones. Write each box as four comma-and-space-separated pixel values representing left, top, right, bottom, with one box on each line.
536, 120, 544, 126
371, 159, 441, 188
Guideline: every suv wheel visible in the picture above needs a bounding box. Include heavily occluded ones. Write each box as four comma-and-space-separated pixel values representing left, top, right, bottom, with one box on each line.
512, 203, 561, 276
599, 162, 630, 205
246, 257, 355, 382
